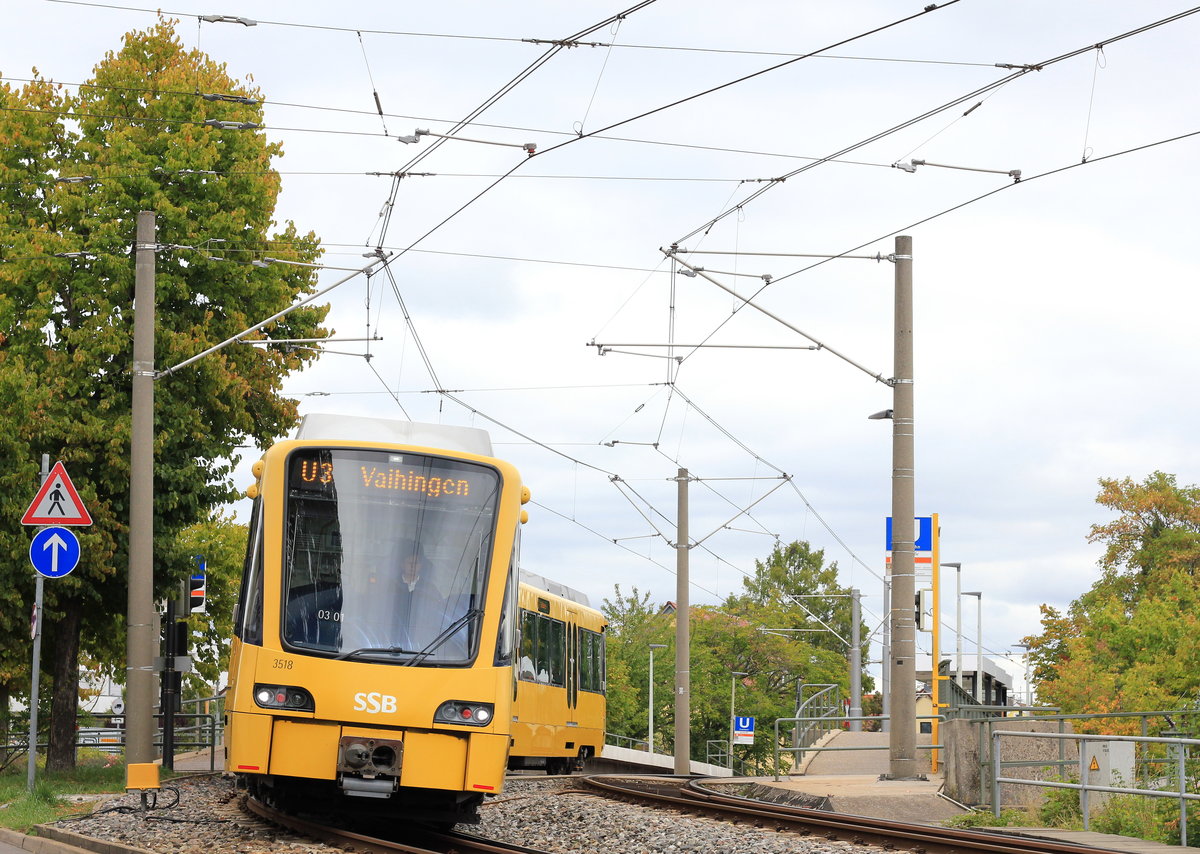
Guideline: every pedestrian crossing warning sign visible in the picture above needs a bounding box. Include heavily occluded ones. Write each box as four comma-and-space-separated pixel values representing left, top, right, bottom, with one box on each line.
21, 461, 92, 526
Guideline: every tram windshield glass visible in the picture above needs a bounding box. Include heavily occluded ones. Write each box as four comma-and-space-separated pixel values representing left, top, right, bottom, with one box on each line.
281, 447, 501, 664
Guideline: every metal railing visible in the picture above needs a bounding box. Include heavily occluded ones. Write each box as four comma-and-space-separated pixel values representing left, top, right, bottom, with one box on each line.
991, 729, 1200, 846
155, 712, 221, 770
972, 708, 1195, 805
773, 713, 943, 780
791, 684, 842, 753
605, 732, 650, 751
4, 694, 225, 771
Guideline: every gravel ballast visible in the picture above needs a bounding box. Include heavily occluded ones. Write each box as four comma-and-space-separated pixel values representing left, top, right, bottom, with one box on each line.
53, 774, 897, 854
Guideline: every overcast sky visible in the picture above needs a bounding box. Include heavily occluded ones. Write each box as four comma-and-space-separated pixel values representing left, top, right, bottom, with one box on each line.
7, 0, 1199, 694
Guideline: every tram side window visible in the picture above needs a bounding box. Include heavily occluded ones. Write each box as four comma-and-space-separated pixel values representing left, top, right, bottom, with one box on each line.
579, 628, 605, 694
518, 610, 566, 687
547, 616, 564, 686
235, 497, 264, 644
494, 569, 516, 668
519, 610, 537, 681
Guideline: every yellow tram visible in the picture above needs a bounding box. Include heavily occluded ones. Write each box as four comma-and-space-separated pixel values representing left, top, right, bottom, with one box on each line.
225, 414, 525, 826
509, 572, 606, 774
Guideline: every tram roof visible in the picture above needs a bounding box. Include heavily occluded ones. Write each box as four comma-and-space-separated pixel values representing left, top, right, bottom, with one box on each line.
295, 413, 494, 456
520, 569, 592, 609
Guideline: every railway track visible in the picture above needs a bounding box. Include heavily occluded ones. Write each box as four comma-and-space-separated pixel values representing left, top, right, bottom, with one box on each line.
579, 775, 1141, 854
243, 773, 1146, 854
243, 792, 557, 854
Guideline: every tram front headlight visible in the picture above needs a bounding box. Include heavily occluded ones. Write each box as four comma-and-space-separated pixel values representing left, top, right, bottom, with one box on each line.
434, 700, 495, 727
253, 683, 315, 712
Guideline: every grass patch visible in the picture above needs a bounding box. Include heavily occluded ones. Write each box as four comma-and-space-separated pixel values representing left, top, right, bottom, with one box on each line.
0, 752, 130, 833
945, 808, 1030, 828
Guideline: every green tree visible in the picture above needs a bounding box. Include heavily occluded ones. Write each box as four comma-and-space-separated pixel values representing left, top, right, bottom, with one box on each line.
601, 586, 671, 746
688, 605, 837, 771
725, 540, 873, 696
177, 509, 247, 695
1025, 473, 1200, 731
602, 539, 867, 770
0, 20, 327, 770
728, 542, 854, 650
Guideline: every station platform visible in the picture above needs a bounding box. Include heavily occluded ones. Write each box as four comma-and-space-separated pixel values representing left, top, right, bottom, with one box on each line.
757, 730, 963, 822
591, 743, 732, 777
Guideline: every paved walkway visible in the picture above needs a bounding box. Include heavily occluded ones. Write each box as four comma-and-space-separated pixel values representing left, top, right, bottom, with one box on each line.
758, 730, 964, 823
0, 827, 92, 854
169, 745, 223, 773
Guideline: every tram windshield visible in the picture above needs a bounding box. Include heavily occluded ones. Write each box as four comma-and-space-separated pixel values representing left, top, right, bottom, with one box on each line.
281, 447, 500, 664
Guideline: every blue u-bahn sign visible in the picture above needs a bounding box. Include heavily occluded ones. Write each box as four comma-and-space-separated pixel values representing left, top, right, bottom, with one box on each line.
733, 716, 755, 745
885, 516, 933, 552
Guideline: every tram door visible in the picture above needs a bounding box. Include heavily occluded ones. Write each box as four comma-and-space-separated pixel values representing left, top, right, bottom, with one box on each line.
566, 614, 578, 711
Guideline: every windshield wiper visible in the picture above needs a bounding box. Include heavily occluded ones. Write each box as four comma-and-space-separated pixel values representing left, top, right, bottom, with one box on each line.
403, 608, 483, 667
334, 645, 417, 661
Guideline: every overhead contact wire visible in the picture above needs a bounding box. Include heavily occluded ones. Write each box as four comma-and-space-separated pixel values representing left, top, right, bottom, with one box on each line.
380, 264, 442, 392
667, 10, 1200, 369
374, 0, 658, 250
536, 1, 963, 163
673, 5, 1200, 244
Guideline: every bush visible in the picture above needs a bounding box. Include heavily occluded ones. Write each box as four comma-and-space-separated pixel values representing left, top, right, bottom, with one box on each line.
945, 773, 1198, 846
1038, 780, 1083, 828
1091, 794, 1197, 846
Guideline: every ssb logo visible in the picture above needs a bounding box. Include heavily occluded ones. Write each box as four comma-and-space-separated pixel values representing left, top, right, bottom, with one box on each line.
353, 692, 397, 714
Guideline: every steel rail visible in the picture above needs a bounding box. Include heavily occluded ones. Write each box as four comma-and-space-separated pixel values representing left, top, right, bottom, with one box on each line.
243, 793, 555, 854
579, 775, 1140, 854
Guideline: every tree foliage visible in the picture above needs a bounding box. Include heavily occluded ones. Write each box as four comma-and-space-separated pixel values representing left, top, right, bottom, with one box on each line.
602, 540, 870, 770
0, 20, 327, 768
724, 540, 869, 670
1025, 473, 1200, 732
177, 510, 247, 694
601, 586, 670, 747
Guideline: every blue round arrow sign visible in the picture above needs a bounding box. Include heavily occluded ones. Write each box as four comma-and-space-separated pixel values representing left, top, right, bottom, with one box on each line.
30, 526, 81, 578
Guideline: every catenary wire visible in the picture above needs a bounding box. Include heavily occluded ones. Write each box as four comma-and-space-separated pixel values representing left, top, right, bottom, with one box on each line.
0, 73, 948, 172
671, 5, 1200, 245
371, 0, 659, 249
4, 3, 988, 642
629, 128, 1200, 590
535, 1, 963, 168
25, 0, 1152, 623
667, 122, 1200, 373
39, 0, 1005, 67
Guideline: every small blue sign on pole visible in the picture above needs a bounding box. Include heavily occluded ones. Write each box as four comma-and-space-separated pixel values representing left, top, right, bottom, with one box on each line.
885, 516, 933, 552
29, 526, 81, 578
733, 716, 755, 745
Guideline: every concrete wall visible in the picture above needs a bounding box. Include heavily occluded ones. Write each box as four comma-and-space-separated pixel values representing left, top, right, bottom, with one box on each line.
942, 717, 1076, 810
